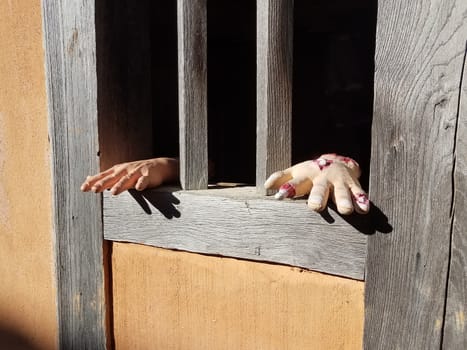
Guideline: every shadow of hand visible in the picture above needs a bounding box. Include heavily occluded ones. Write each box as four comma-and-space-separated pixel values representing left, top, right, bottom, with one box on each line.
320, 201, 392, 235
129, 189, 181, 219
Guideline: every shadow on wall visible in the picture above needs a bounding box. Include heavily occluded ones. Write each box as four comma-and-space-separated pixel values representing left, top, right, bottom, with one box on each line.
0, 324, 43, 350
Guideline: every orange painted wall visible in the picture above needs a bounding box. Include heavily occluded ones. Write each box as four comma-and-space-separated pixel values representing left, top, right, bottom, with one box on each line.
0, 1, 57, 349
112, 243, 364, 350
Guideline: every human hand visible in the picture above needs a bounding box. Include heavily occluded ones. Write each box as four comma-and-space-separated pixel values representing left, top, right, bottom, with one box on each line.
264, 154, 369, 215
81, 157, 179, 195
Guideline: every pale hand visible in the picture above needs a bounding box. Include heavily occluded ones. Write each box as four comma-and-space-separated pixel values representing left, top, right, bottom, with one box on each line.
264, 154, 369, 215
80, 157, 179, 196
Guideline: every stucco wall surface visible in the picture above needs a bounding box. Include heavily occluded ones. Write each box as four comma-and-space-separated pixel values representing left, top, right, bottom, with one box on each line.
0, 1, 57, 349
112, 243, 364, 350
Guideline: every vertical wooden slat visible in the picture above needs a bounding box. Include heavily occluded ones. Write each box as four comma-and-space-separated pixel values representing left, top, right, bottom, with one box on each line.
42, 1, 107, 349
256, 0, 293, 193
177, 0, 208, 190
364, 0, 467, 348
443, 42, 467, 349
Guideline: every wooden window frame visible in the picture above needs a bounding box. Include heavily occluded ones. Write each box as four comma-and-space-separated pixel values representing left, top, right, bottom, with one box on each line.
102, 0, 367, 280
42, 0, 467, 349
42, 1, 107, 348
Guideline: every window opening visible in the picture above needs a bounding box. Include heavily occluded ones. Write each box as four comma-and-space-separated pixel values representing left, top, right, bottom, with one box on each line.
207, 0, 257, 185
292, 0, 377, 188
152, 1, 179, 159
100, 0, 377, 190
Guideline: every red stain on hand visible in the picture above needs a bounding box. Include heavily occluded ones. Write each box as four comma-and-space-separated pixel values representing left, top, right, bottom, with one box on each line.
279, 182, 296, 198
313, 158, 334, 170
354, 193, 369, 205
337, 155, 359, 167
312, 155, 359, 169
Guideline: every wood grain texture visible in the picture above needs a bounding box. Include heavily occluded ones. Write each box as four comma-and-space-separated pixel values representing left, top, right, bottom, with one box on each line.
95, 0, 153, 170
104, 188, 367, 280
42, 1, 107, 349
443, 42, 467, 349
177, 0, 208, 190
111, 243, 365, 350
256, 0, 293, 193
364, 0, 467, 348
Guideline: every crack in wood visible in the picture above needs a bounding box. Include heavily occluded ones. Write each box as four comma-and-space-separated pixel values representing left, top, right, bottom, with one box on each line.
442, 38, 467, 349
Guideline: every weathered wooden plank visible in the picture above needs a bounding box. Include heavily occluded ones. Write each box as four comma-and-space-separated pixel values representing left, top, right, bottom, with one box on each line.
177, 0, 208, 190
364, 0, 467, 348
42, 1, 107, 349
95, 0, 153, 170
103, 188, 367, 280
256, 0, 293, 193
443, 42, 467, 349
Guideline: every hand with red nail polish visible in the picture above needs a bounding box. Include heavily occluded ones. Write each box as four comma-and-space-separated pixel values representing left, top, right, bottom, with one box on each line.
80, 157, 179, 196
264, 153, 369, 215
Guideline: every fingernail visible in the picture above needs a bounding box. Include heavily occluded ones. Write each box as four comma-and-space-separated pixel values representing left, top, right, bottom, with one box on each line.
308, 195, 323, 205
338, 199, 353, 209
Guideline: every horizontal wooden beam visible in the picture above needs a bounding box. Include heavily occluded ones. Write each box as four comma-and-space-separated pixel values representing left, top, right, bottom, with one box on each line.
104, 187, 367, 280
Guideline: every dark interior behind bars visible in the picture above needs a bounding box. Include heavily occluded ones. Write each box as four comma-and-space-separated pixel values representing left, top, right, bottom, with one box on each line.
151, 0, 376, 188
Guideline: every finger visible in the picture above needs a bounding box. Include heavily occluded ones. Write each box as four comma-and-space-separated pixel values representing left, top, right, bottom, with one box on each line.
110, 171, 141, 195
135, 175, 150, 191
331, 182, 354, 215
89, 173, 124, 193
307, 177, 330, 212
264, 169, 293, 190
274, 176, 312, 200
81, 180, 93, 192
349, 183, 370, 214
80, 168, 114, 191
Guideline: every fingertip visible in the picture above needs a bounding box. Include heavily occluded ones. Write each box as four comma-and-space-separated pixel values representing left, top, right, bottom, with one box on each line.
352, 193, 370, 214
307, 195, 325, 211
307, 178, 330, 212
355, 202, 370, 214
135, 184, 146, 191
307, 202, 324, 212
336, 199, 354, 215
338, 206, 354, 215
